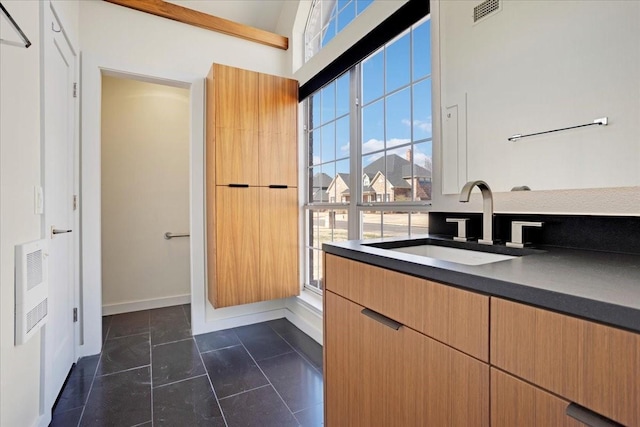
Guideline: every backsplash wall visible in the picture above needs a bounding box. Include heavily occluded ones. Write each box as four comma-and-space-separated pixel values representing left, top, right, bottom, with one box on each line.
429, 212, 640, 255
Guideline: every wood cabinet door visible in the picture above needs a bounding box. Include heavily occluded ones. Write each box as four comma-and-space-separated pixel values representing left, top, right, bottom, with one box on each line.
214, 186, 260, 308
213, 64, 259, 186
324, 290, 490, 426
259, 187, 299, 300
491, 369, 583, 427
258, 73, 298, 187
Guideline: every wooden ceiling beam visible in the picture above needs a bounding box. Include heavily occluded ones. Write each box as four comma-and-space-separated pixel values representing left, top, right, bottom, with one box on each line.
104, 0, 289, 50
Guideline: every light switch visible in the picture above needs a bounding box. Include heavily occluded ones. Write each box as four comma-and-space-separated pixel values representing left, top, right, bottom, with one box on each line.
34, 186, 43, 215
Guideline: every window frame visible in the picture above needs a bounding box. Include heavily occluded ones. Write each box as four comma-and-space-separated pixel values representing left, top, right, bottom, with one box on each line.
303, 15, 432, 293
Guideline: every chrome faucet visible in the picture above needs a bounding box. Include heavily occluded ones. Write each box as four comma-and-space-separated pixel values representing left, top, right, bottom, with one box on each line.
459, 180, 493, 245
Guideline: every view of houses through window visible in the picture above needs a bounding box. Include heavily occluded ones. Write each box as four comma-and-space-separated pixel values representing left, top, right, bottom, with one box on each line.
305, 17, 431, 292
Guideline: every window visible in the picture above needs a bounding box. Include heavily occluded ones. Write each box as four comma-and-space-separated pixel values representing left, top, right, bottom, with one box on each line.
304, 17, 432, 293
304, 0, 374, 62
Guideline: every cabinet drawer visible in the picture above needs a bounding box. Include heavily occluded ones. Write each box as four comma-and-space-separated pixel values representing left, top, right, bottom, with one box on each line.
491, 297, 640, 426
324, 254, 489, 361
325, 290, 489, 426
491, 369, 582, 427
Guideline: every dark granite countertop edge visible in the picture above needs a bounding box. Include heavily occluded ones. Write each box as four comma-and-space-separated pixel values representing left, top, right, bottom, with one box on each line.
322, 244, 640, 334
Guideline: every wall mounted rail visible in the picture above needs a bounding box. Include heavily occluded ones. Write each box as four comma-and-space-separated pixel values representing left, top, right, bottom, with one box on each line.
508, 117, 608, 142
164, 232, 190, 240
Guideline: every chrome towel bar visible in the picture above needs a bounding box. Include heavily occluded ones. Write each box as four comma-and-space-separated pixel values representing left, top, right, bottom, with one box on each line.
508, 117, 608, 142
164, 232, 190, 240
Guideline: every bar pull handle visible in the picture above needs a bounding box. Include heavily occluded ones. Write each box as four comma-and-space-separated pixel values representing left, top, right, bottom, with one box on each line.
566, 403, 623, 427
361, 308, 402, 331
164, 232, 190, 240
268, 185, 289, 189
51, 227, 72, 238
228, 184, 249, 188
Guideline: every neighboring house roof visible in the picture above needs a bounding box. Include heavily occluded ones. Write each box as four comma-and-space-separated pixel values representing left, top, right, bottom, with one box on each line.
366, 154, 432, 189
311, 172, 333, 202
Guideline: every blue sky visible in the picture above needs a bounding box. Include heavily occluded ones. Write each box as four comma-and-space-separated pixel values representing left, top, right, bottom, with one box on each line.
310, 17, 432, 182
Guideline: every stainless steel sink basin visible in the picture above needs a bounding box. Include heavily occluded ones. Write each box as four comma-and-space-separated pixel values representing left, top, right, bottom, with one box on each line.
388, 244, 516, 266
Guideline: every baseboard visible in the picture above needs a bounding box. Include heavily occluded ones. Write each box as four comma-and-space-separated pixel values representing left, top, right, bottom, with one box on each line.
193, 308, 287, 335
102, 294, 191, 316
36, 412, 51, 427
285, 297, 323, 345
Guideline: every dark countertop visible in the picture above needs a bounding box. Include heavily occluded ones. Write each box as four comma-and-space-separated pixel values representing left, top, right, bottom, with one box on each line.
323, 235, 640, 334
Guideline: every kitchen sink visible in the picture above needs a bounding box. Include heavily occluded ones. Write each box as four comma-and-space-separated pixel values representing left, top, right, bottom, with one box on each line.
388, 244, 515, 265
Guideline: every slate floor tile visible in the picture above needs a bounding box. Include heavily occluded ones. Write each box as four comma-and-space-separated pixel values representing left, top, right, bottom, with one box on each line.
80, 366, 151, 427
219, 385, 298, 427
258, 352, 323, 413
50, 406, 83, 427
294, 402, 324, 427
53, 355, 100, 414
152, 339, 205, 387
233, 323, 293, 361
102, 316, 112, 343
279, 326, 323, 372
201, 345, 268, 398
97, 334, 150, 375
107, 310, 150, 339
150, 306, 191, 345
195, 330, 241, 353
182, 304, 191, 326
153, 375, 225, 426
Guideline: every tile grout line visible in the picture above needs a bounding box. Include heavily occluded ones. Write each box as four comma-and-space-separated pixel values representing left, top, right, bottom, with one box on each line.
236, 339, 301, 425
152, 373, 209, 390
198, 342, 245, 355
194, 336, 230, 427
217, 383, 272, 401
152, 336, 194, 348
148, 312, 154, 427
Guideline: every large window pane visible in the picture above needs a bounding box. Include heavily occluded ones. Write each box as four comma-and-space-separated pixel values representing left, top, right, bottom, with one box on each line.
383, 212, 409, 238
362, 50, 384, 104
321, 82, 336, 124
361, 211, 382, 239
386, 87, 411, 147
386, 32, 411, 93
310, 93, 321, 130
362, 99, 384, 154
357, 0, 373, 14
410, 212, 429, 235
309, 129, 320, 165
336, 73, 350, 117
322, 18, 337, 47
413, 20, 431, 79
337, 1, 356, 32
413, 79, 432, 140
323, 162, 337, 202
413, 141, 433, 201
335, 159, 350, 202
321, 122, 336, 163
336, 116, 350, 159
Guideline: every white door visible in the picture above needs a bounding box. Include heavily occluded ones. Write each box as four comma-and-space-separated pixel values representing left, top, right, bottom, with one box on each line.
43, 6, 76, 407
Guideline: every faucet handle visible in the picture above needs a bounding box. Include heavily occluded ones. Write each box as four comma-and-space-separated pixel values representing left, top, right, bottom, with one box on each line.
446, 218, 470, 242
506, 221, 543, 248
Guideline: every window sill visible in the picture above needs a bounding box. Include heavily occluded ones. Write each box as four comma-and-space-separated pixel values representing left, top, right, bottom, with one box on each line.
297, 289, 323, 314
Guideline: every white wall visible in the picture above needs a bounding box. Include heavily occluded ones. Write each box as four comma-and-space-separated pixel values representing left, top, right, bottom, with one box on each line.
1, 1, 80, 426
0, 2, 44, 425
101, 76, 190, 313
431, 0, 640, 215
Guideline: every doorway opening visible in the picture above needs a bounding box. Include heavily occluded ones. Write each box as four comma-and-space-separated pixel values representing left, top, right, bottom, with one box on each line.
100, 74, 191, 316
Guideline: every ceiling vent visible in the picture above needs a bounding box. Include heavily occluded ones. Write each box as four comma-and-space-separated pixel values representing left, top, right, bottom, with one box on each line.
474, 0, 501, 23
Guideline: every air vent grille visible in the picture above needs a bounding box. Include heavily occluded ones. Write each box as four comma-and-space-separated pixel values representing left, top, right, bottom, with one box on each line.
474, 0, 500, 23
26, 299, 47, 333
27, 249, 42, 290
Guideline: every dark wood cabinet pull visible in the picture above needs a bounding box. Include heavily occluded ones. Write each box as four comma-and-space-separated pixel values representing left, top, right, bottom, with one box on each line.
361, 308, 402, 331
228, 184, 249, 188
268, 185, 288, 189
566, 403, 623, 427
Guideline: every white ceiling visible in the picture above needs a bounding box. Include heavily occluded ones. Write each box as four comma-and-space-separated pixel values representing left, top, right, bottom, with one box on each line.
166, 0, 288, 33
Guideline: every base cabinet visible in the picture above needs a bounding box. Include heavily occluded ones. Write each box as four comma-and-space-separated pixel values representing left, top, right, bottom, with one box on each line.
325, 290, 489, 426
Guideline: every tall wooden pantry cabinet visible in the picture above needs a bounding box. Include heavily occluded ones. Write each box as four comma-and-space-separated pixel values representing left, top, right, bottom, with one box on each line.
206, 63, 299, 308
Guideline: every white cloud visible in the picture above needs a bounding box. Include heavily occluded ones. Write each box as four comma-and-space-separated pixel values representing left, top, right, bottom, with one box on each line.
313, 155, 321, 164
401, 117, 433, 133
340, 143, 350, 152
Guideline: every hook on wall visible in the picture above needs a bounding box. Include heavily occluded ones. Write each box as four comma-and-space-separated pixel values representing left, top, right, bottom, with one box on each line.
51, 22, 61, 33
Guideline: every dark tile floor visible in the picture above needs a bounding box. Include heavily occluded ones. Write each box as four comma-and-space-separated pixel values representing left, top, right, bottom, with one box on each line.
50, 305, 324, 427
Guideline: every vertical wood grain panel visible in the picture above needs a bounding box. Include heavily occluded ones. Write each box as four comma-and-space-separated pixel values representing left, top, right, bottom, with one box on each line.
215, 127, 259, 185
258, 73, 298, 187
215, 186, 260, 307
214, 63, 258, 130
491, 369, 583, 427
259, 187, 299, 300
491, 297, 640, 426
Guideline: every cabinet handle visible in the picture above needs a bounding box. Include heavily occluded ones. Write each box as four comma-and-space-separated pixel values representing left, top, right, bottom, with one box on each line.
361, 308, 402, 331
228, 184, 249, 188
566, 403, 623, 427
268, 185, 289, 189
